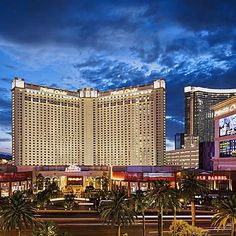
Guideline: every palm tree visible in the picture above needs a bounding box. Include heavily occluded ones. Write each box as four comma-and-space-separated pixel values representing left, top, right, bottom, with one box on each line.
36, 189, 51, 209
45, 181, 60, 199
64, 194, 75, 210
147, 180, 177, 236
132, 190, 148, 236
180, 170, 208, 226
170, 188, 182, 236
212, 195, 236, 236
99, 190, 137, 236
33, 221, 58, 236
36, 174, 44, 191
0, 191, 38, 236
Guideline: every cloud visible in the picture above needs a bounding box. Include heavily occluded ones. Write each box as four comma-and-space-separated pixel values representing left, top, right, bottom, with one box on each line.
166, 116, 184, 126
0, 128, 11, 153
0, 138, 11, 142
0, 109, 11, 127
0, 0, 236, 154
0, 97, 11, 110
166, 138, 175, 151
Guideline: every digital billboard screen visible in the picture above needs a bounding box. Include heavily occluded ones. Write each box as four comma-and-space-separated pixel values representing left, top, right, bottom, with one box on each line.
219, 114, 236, 137
220, 140, 236, 157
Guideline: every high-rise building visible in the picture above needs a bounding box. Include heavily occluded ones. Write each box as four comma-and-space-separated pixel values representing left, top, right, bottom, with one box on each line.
174, 133, 185, 150
185, 87, 236, 142
12, 78, 166, 166
166, 135, 199, 169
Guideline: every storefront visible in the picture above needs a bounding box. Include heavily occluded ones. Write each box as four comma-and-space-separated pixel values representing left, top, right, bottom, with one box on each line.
111, 166, 181, 195
197, 172, 232, 191
33, 165, 109, 196
0, 172, 32, 197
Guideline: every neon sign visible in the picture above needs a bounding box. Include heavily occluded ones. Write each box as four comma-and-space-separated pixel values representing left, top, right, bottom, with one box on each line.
197, 175, 228, 181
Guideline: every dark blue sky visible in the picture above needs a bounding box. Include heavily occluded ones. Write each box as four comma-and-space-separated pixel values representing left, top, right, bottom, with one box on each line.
0, 0, 236, 153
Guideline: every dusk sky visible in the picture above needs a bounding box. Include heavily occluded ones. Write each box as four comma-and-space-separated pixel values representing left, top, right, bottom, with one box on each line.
0, 0, 236, 154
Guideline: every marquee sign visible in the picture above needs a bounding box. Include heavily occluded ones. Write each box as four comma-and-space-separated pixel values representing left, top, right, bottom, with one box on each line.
111, 88, 138, 95
65, 165, 81, 172
215, 103, 236, 117
197, 175, 228, 181
67, 176, 83, 185
40, 87, 67, 95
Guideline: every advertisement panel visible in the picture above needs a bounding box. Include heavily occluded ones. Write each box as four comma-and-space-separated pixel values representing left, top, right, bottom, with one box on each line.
220, 140, 236, 157
219, 114, 236, 137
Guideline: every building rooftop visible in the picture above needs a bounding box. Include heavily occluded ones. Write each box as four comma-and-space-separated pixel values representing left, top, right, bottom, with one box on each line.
184, 86, 236, 94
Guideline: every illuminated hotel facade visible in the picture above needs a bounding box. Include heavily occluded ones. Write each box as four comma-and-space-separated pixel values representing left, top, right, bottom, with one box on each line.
212, 96, 236, 171
12, 78, 166, 166
185, 86, 236, 142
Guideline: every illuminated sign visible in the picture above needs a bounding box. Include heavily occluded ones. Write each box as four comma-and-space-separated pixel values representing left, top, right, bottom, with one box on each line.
65, 165, 81, 172
67, 176, 83, 185
143, 173, 173, 178
215, 103, 236, 117
40, 87, 67, 95
111, 88, 138, 95
0, 172, 32, 182
112, 172, 174, 181
68, 177, 83, 181
197, 175, 228, 181
220, 140, 236, 157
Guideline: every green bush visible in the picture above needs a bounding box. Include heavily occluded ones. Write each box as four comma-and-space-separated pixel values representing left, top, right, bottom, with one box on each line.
170, 220, 209, 236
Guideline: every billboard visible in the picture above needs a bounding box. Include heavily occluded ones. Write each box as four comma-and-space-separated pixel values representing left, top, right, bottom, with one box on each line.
220, 140, 236, 157
219, 114, 236, 137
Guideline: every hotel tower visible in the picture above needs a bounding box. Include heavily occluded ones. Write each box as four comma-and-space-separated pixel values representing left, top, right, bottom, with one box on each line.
12, 78, 166, 166
185, 86, 236, 142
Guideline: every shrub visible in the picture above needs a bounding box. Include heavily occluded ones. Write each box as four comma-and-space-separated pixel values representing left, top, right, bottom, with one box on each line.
170, 220, 209, 236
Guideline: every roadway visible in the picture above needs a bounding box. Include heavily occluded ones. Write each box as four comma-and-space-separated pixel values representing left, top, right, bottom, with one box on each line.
36, 210, 230, 236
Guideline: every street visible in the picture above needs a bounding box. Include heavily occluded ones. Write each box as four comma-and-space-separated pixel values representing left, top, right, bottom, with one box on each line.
37, 210, 230, 236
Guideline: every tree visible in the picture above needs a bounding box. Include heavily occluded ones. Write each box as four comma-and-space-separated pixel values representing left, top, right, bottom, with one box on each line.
170, 188, 182, 236
132, 190, 149, 236
147, 180, 177, 236
99, 190, 136, 236
101, 172, 109, 192
0, 191, 38, 236
180, 170, 208, 226
33, 221, 58, 236
212, 195, 236, 236
36, 190, 51, 209
64, 194, 75, 210
36, 174, 44, 191
47, 181, 60, 198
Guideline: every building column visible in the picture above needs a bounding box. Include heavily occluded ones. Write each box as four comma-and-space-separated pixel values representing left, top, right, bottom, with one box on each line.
213, 180, 216, 190
229, 179, 233, 191
9, 181, 12, 196
128, 182, 131, 197
138, 181, 141, 191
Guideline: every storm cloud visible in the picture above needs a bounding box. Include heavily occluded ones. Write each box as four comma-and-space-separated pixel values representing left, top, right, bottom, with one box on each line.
0, 0, 236, 152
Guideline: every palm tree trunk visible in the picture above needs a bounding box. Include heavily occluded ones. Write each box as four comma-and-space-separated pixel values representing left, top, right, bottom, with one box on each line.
231, 219, 235, 236
18, 229, 21, 236
117, 224, 121, 236
142, 211, 146, 236
158, 206, 163, 236
173, 206, 177, 236
191, 198, 196, 226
